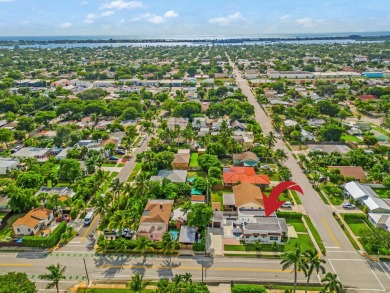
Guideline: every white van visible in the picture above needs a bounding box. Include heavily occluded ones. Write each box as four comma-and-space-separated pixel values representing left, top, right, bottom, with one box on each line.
281, 201, 292, 208
84, 211, 94, 226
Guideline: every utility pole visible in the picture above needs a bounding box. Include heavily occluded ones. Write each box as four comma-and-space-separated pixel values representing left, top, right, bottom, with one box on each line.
201, 260, 204, 284
83, 258, 90, 285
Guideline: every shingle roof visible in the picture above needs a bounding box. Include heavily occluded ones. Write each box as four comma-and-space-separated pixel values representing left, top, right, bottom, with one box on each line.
233, 183, 264, 208
179, 226, 196, 244
328, 166, 366, 181
233, 152, 258, 162
173, 153, 190, 164
139, 200, 173, 226
13, 208, 53, 229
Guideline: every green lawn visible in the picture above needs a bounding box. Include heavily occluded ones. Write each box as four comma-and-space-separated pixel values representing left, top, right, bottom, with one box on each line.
341, 134, 362, 143
224, 243, 284, 252
322, 184, 344, 205
128, 163, 143, 182
211, 190, 225, 211
285, 234, 313, 252
303, 215, 326, 254
0, 212, 8, 220
117, 163, 125, 167
372, 188, 390, 199
77, 289, 151, 293
189, 153, 199, 167
102, 163, 117, 167
0, 213, 24, 241
285, 218, 306, 233
345, 218, 370, 237
187, 171, 207, 178
291, 190, 302, 204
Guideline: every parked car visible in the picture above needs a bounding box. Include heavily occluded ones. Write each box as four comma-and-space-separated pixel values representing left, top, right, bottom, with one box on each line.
55, 215, 71, 222
115, 149, 126, 155
342, 203, 356, 209
84, 211, 94, 226
275, 132, 281, 139
122, 228, 135, 238
108, 156, 119, 160
281, 201, 292, 208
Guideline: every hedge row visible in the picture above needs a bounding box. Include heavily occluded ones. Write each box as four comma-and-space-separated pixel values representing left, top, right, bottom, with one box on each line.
232, 284, 267, 293
342, 213, 366, 220
22, 221, 67, 248
276, 211, 303, 219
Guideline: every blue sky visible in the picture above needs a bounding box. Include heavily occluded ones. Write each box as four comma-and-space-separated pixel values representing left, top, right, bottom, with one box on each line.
0, 0, 389, 36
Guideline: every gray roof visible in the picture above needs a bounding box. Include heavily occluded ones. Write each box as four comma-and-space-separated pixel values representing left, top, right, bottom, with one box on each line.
223, 193, 235, 206
0, 158, 19, 168
151, 170, 188, 183
34, 186, 76, 198
307, 144, 351, 154
244, 217, 288, 234
12, 147, 51, 158
179, 226, 196, 244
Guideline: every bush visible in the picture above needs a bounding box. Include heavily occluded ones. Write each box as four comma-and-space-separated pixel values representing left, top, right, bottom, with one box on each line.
342, 213, 366, 220
232, 284, 267, 293
22, 221, 67, 248
192, 242, 205, 252
276, 211, 302, 219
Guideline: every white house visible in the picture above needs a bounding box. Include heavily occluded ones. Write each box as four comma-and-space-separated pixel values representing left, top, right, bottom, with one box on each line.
0, 158, 19, 175
167, 117, 189, 130
344, 181, 390, 213
11, 147, 52, 162
267, 71, 315, 79
301, 129, 315, 141
13, 208, 54, 236
368, 213, 390, 230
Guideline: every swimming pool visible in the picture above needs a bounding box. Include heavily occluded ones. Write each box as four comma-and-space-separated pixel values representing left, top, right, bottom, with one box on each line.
169, 229, 179, 240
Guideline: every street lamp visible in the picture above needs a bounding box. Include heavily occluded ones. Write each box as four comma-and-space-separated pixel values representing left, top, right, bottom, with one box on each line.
83, 258, 90, 285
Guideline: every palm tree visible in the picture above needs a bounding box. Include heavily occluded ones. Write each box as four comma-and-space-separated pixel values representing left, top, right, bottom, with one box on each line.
109, 210, 132, 233
135, 172, 149, 194
93, 194, 109, 221
41, 263, 66, 293
114, 237, 129, 253
303, 248, 326, 293
96, 239, 109, 253
160, 232, 177, 260
37, 192, 50, 207
95, 169, 108, 184
275, 148, 288, 164
266, 131, 277, 151
280, 244, 305, 293
133, 236, 154, 254
110, 178, 124, 199
127, 273, 151, 292
322, 273, 342, 293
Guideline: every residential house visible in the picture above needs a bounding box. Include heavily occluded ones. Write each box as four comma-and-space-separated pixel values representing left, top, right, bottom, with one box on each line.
368, 213, 390, 230
328, 166, 366, 181
11, 147, 53, 162
231, 120, 247, 131
150, 170, 188, 183
301, 129, 315, 141
308, 119, 326, 128
223, 167, 270, 187
239, 210, 288, 244
0, 158, 19, 175
13, 208, 54, 236
34, 186, 76, 201
343, 181, 390, 213
167, 117, 189, 131
192, 117, 207, 130
232, 152, 259, 167
355, 95, 378, 102
178, 226, 197, 246
136, 200, 173, 241
231, 131, 254, 149
191, 195, 205, 204
172, 149, 191, 170
223, 183, 264, 210
307, 144, 351, 155
284, 119, 298, 127
267, 71, 315, 79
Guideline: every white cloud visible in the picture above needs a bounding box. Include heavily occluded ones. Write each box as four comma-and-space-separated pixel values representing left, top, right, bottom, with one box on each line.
100, 0, 143, 10
280, 14, 290, 20
296, 17, 314, 27
164, 10, 178, 18
137, 11, 178, 24
84, 10, 115, 23
101, 10, 115, 17
208, 12, 244, 26
59, 22, 72, 28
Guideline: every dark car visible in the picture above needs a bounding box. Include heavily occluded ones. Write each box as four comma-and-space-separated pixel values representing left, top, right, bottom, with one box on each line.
115, 150, 126, 155
108, 156, 119, 160
122, 228, 134, 239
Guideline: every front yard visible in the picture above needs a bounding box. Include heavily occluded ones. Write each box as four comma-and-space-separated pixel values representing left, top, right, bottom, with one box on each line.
341, 134, 362, 143
372, 188, 390, 199
0, 213, 24, 242
322, 184, 344, 205
189, 153, 199, 167
344, 218, 370, 237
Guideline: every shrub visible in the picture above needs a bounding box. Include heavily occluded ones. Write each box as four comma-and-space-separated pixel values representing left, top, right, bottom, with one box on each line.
232, 284, 267, 293
276, 211, 302, 219
22, 221, 67, 248
342, 213, 366, 220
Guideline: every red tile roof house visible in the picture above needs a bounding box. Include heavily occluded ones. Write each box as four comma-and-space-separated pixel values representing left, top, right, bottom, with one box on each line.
223, 167, 270, 187
355, 95, 378, 101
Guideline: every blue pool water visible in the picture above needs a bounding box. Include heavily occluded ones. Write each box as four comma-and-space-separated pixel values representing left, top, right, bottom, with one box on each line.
169, 230, 179, 240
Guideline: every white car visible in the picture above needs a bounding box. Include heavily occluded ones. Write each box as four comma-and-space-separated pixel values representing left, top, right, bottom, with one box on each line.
342, 203, 356, 209
275, 133, 281, 139
281, 201, 292, 208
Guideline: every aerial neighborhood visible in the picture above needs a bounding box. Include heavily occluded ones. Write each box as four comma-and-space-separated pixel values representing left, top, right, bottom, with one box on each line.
0, 41, 389, 292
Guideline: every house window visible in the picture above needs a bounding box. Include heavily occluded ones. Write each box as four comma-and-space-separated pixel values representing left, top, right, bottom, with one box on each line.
270, 236, 278, 241
17, 228, 20, 232
28, 228, 31, 232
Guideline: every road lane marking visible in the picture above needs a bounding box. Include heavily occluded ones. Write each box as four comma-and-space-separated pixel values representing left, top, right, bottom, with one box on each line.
80, 215, 99, 243
0, 263, 32, 267
322, 218, 340, 248
364, 261, 385, 291
97, 264, 287, 273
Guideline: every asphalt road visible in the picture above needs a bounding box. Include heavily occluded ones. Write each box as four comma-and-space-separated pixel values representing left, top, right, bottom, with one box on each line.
227, 55, 390, 292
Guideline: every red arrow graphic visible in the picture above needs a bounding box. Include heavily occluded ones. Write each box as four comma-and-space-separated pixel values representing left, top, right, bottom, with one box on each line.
263, 181, 304, 217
